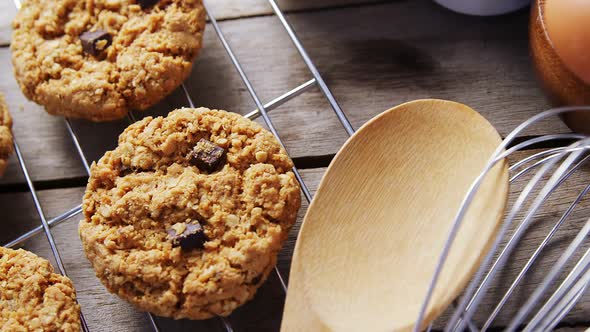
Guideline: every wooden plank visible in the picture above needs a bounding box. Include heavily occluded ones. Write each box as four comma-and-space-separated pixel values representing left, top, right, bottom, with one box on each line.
206, 0, 388, 20
0, 1, 566, 187
0, 0, 573, 185
279, 0, 567, 136
183, 0, 568, 142
0, 0, 387, 45
118, 0, 569, 140
2, 148, 590, 330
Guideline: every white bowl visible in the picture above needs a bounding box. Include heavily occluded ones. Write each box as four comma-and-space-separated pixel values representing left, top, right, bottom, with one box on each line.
434, 0, 530, 16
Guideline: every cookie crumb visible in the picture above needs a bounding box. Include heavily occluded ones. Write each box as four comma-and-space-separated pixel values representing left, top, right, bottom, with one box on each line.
255, 151, 268, 163
225, 214, 239, 227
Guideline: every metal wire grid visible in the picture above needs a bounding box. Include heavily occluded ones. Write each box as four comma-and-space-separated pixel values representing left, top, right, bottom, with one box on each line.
5, 0, 354, 331
4, 1, 590, 332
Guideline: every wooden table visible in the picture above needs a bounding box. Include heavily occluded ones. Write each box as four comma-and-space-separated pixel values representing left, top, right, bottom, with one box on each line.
1, 0, 589, 331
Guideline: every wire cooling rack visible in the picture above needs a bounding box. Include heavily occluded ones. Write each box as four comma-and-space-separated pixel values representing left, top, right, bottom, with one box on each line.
4, 1, 590, 332
5, 0, 354, 331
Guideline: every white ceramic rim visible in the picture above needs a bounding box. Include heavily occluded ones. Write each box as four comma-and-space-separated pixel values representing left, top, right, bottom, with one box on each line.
433, 0, 531, 16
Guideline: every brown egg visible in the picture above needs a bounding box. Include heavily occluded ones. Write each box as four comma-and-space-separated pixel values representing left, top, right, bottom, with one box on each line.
545, 0, 590, 85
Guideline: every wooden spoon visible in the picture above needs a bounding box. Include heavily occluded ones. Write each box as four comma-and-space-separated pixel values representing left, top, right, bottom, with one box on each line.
281, 99, 509, 332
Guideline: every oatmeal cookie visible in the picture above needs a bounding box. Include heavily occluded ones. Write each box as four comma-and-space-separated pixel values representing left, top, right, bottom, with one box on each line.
79, 108, 301, 319
0, 93, 13, 177
0, 247, 81, 332
11, 0, 206, 121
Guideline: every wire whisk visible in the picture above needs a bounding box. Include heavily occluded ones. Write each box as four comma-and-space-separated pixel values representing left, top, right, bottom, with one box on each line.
416, 107, 590, 332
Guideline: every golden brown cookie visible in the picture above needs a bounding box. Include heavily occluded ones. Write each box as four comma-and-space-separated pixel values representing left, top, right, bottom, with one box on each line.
0, 93, 13, 177
11, 0, 206, 122
79, 108, 301, 319
0, 247, 81, 332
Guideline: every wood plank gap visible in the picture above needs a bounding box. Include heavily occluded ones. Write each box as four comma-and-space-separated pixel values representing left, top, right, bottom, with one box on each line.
293, 154, 334, 169
508, 134, 579, 150
0, 176, 88, 193
0, 154, 336, 191
290, 134, 579, 171
0, 132, 575, 193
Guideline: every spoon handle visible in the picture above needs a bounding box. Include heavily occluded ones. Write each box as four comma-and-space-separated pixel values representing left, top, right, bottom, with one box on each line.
281, 250, 329, 332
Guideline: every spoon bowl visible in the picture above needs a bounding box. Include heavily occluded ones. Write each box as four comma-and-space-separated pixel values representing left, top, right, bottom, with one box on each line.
281, 99, 509, 332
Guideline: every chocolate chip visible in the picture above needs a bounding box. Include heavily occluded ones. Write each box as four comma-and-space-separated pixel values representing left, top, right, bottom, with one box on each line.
167, 222, 207, 250
268, 217, 281, 224
138, 0, 159, 9
119, 165, 133, 177
80, 30, 112, 56
189, 139, 226, 173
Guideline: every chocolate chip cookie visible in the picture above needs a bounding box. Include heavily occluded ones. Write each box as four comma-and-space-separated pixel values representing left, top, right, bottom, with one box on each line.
11, 0, 206, 121
0, 247, 81, 331
79, 108, 301, 319
0, 93, 13, 177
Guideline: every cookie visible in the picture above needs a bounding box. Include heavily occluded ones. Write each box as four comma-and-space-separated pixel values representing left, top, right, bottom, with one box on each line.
11, 0, 206, 121
0, 93, 14, 177
79, 108, 301, 319
0, 247, 81, 332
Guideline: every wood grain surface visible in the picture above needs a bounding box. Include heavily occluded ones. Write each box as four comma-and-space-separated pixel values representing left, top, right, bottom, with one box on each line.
0, 0, 388, 45
0, 0, 571, 185
0, 0, 588, 330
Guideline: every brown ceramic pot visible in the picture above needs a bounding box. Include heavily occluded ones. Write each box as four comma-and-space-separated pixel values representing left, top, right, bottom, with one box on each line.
530, 0, 590, 134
